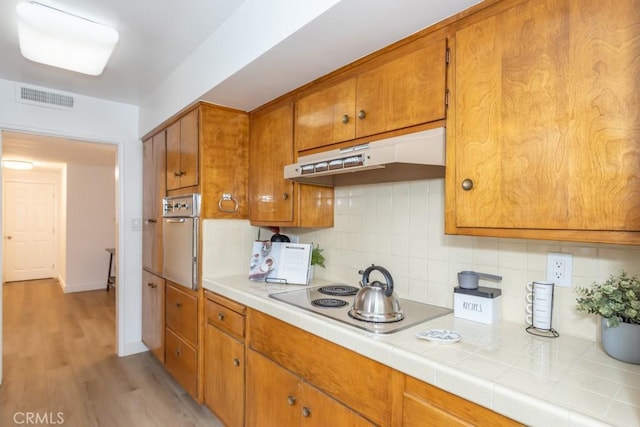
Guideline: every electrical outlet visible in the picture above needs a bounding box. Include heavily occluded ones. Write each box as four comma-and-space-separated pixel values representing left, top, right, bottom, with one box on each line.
546, 252, 573, 287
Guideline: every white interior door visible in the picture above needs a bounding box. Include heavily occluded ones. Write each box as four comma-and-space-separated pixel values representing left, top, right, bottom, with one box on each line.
3, 181, 56, 282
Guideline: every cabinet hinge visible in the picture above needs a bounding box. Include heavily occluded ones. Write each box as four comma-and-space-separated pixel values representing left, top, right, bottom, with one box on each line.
445, 89, 450, 109
445, 47, 451, 66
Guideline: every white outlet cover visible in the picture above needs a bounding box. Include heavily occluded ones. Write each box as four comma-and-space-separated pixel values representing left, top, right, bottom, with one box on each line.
546, 252, 573, 287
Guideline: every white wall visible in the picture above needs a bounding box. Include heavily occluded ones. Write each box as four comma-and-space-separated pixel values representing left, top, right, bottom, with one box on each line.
138, 0, 342, 134
64, 163, 116, 292
289, 179, 640, 342
0, 78, 144, 357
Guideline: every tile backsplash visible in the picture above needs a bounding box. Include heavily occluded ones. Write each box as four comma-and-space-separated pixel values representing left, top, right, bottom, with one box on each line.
202, 178, 640, 342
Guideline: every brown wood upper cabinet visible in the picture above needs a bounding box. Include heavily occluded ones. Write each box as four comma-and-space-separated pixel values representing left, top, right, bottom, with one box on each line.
157, 102, 249, 219
249, 100, 333, 227
166, 108, 198, 190
142, 131, 166, 274
447, 0, 640, 245
295, 37, 448, 152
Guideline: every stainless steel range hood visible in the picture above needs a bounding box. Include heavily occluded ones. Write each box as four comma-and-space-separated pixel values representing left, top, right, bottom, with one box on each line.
284, 127, 445, 186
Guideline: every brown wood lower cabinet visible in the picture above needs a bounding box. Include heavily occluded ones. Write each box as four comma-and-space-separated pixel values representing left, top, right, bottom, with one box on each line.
141, 270, 164, 363
165, 281, 199, 400
165, 328, 197, 398
246, 350, 373, 427
204, 292, 246, 427
198, 300, 521, 426
394, 373, 522, 427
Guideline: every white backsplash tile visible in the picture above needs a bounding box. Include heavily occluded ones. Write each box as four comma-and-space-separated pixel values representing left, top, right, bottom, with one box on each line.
293, 179, 640, 341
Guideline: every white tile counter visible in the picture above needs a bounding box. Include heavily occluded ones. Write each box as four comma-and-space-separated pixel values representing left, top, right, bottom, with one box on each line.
203, 275, 640, 427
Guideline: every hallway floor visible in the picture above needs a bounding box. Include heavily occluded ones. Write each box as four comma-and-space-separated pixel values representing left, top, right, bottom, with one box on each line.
0, 279, 222, 427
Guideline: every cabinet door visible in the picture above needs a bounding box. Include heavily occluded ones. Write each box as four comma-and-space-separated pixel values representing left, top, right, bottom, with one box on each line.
179, 108, 199, 188
356, 38, 448, 138
249, 102, 295, 223
295, 78, 357, 151
141, 270, 164, 363
204, 325, 244, 427
246, 350, 299, 427
299, 381, 375, 427
451, 0, 640, 237
166, 108, 199, 190
142, 132, 166, 274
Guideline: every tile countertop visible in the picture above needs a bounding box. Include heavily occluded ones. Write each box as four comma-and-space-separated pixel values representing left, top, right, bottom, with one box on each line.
203, 276, 640, 427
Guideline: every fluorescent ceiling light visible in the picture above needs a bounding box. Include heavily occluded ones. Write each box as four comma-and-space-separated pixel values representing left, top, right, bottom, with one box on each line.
3, 160, 34, 170
16, 2, 119, 76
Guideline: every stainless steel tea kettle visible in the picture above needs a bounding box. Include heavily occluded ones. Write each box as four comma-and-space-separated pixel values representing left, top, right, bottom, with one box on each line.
349, 264, 404, 323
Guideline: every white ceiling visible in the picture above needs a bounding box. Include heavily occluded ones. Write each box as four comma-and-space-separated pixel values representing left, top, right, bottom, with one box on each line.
0, 0, 481, 167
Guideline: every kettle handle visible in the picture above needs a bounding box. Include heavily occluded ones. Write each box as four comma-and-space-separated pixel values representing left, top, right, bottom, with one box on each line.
361, 264, 394, 297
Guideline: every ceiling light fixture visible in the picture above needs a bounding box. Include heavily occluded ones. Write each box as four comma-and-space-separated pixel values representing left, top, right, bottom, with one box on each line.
16, 2, 119, 76
3, 160, 34, 170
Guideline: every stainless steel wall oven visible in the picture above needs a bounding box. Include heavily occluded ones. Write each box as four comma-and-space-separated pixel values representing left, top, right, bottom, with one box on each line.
162, 193, 200, 290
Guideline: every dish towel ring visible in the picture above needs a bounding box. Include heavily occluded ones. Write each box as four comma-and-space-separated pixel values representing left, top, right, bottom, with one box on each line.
218, 193, 239, 213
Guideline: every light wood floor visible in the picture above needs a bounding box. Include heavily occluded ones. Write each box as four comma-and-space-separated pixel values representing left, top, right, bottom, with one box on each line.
0, 279, 222, 427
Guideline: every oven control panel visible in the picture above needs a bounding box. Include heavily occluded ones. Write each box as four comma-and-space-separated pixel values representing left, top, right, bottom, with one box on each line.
163, 193, 200, 217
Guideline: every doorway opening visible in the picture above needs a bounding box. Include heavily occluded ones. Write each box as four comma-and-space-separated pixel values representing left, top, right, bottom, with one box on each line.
1, 130, 119, 379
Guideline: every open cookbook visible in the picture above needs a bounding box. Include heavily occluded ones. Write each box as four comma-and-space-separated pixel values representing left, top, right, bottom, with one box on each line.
248, 241, 312, 285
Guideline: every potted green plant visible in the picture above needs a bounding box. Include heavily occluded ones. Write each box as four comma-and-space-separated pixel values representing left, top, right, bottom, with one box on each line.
576, 270, 640, 364
311, 244, 326, 269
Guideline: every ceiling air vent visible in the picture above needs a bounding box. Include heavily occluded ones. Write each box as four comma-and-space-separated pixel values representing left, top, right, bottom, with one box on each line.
16, 85, 75, 109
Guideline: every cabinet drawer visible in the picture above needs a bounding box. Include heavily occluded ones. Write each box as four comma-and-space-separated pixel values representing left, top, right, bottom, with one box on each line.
166, 284, 198, 346
249, 309, 392, 426
165, 328, 197, 398
205, 295, 245, 340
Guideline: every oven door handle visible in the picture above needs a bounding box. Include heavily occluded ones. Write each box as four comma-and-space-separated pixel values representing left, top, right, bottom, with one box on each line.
165, 218, 186, 223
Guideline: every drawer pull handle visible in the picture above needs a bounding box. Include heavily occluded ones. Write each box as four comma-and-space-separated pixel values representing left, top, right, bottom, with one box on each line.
287, 396, 296, 406
233, 358, 240, 367
218, 313, 225, 321
302, 407, 311, 417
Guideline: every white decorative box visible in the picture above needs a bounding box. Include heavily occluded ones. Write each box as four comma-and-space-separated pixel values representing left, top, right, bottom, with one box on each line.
453, 286, 502, 325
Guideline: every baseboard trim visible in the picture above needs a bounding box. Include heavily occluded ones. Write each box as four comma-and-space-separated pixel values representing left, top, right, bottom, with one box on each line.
119, 341, 149, 357
61, 281, 108, 293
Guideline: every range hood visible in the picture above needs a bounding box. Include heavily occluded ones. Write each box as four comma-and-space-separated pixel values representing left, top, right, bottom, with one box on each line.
284, 127, 445, 186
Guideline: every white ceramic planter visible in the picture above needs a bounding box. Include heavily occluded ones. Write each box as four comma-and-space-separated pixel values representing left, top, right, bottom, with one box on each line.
601, 318, 640, 364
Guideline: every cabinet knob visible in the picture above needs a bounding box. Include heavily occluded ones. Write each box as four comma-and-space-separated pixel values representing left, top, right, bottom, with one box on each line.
357, 110, 366, 119
218, 313, 225, 321
287, 396, 296, 406
282, 193, 289, 200
233, 358, 240, 367
175, 348, 181, 356
174, 170, 186, 177
461, 179, 474, 191
147, 282, 157, 288
146, 218, 157, 223
341, 114, 350, 124
302, 407, 311, 417
175, 302, 182, 308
